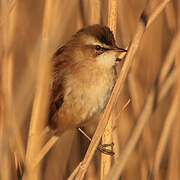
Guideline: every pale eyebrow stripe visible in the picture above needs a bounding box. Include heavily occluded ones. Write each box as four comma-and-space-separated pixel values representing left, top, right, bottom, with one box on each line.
85, 37, 110, 48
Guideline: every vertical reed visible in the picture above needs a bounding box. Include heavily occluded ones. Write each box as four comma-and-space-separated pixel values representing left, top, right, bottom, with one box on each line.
101, 0, 117, 179
1, 0, 180, 179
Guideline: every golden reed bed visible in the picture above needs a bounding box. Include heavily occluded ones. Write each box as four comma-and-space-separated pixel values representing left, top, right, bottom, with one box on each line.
0, 0, 180, 180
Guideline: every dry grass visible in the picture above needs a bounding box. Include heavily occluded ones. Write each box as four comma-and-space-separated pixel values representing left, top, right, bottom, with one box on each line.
0, 0, 180, 180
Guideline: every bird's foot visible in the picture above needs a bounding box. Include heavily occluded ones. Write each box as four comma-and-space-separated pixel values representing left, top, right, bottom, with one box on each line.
97, 143, 114, 156
78, 128, 115, 156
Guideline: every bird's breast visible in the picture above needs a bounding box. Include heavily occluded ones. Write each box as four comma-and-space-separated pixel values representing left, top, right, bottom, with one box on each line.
64, 65, 116, 126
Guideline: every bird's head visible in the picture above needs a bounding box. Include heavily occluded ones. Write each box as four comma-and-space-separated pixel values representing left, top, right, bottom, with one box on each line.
54, 24, 127, 68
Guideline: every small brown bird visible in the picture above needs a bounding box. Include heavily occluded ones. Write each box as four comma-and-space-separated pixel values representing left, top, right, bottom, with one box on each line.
49, 24, 127, 135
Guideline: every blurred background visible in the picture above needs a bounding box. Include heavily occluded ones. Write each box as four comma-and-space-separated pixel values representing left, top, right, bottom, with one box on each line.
0, 0, 180, 180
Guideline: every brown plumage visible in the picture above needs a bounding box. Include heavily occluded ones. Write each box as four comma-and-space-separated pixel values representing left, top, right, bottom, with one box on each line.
49, 24, 127, 134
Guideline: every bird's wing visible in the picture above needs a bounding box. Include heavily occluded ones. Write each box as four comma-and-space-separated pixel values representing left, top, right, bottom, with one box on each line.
49, 78, 64, 129
48, 46, 67, 129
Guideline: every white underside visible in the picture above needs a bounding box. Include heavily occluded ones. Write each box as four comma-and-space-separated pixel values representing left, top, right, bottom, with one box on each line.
96, 51, 118, 68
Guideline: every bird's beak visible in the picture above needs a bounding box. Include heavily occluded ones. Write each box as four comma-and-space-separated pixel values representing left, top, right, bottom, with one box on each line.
115, 47, 128, 52
109, 46, 127, 62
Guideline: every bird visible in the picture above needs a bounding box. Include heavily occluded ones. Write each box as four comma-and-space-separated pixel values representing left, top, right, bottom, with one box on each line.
49, 24, 127, 138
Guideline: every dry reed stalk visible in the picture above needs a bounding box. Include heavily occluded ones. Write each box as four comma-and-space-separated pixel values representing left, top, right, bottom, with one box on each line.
159, 34, 180, 85
167, 52, 180, 180
152, 30, 180, 177
33, 135, 59, 168
153, 78, 180, 178
178, 0, 180, 28
106, 60, 178, 180
111, 127, 120, 160
112, 99, 131, 161
22, 1, 53, 179
0, 144, 12, 180
0, 0, 15, 26
128, 73, 142, 116
70, 0, 171, 179
6, 4, 26, 174
140, 160, 149, 180
167, 83, 180, 180
113, 99, 131, 123
86, 161, 97, 180
101, 115, 113, 179
146, 0, 171, 28
105, 1, 172, 179
128, 71, 154, 179
6, 55, 26, 174
164, 1, 176, 32
68, 163, 82, 180
0, 0, 173, 179
167, 112, 180, 180
101, 0, 117, 179
44, 130, 75, 180
27, 2, 81, 172
90, 0, 101, 24
106, 88, 156, 180
107, 0, 117, 32
78, 0, 86, 28
167, 3, 180, 179
25, 2, 80, 178
140, 20, 180, 179
0, 0, 17, 179
77, 3, 84, 30
157, 68, 178, 103
116, 0, 130, 45
0, 131, 12, 180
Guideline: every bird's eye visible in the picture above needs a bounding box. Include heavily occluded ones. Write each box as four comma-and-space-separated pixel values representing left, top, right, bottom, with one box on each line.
95, 45, 102, 50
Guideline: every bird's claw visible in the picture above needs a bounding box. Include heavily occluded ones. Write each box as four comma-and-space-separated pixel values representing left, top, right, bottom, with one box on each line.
98, 142, 115, 156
